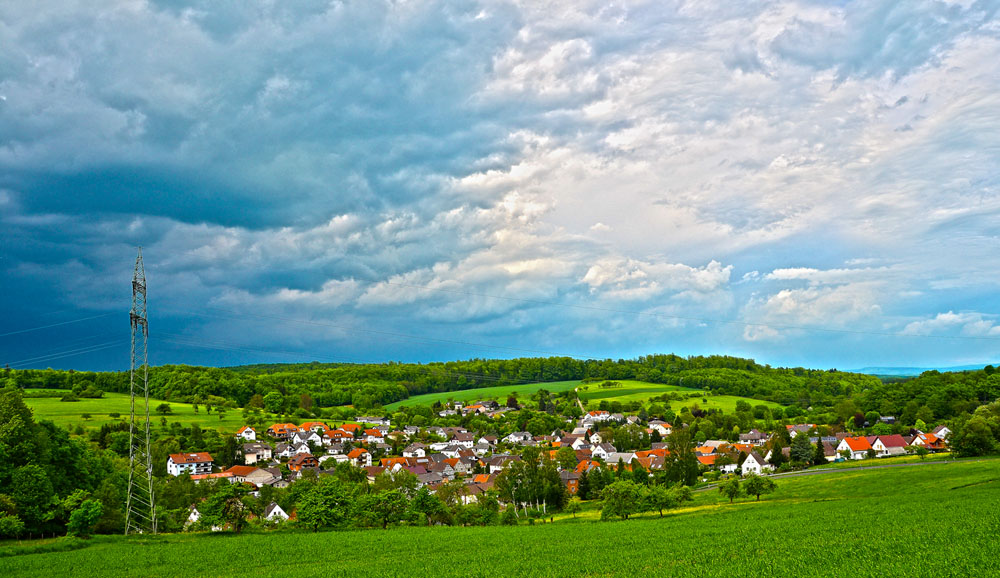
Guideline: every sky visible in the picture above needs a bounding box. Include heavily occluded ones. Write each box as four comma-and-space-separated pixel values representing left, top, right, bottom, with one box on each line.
2, 0, 1000, 372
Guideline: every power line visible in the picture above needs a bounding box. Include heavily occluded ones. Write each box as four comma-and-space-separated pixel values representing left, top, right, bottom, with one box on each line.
0, 312, 116, 338
5, 340, 127, 368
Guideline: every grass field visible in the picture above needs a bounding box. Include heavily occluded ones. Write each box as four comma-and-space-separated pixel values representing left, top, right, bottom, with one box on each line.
386, 379, 784, 413
575, 380, 786, 413
383, 381, 582, 410
3, 460, 997, 577
24, 391, 246, 433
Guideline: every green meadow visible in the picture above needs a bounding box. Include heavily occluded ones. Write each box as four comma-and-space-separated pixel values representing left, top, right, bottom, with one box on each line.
385, 379, 784, 414
574, 380, 786, 413
383, 380, 582, 410
24, 391, 246, 432
3, 459, 997, 577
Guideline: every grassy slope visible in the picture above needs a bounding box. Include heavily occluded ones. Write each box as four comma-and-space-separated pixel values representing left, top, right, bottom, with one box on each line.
3, 460, 998, 578
386, 379, 785, 413
576, 380, 786, 412
382, 380, 581, 410
24, 391, 245, 432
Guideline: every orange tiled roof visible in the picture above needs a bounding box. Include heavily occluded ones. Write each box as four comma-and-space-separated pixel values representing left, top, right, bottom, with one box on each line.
843, 436, 872, 451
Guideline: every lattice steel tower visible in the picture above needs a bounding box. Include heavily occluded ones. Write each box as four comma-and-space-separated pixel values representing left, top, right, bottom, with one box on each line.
125, 248, 156, 534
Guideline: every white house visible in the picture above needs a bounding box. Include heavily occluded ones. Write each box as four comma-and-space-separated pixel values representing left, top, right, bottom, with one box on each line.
648, 421, 672, 436
291, 431, 322, 446
837, 436, 872, 460
242, 443, 272, 465
503, 432, 532, 445
236, 426, 257, 442
167, 452, 214, 477
403, 443, 426, 458
264, 502, 289, 522
740, 452, 772, 476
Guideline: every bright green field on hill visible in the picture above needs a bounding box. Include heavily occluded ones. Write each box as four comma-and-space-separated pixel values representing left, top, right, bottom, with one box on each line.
24, 391, 245, 432
383, 380, 582, 410
3, 460, 997, 577
575, 380, 786, 413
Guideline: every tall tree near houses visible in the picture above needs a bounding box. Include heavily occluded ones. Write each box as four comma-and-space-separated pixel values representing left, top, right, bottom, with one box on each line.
813, 438, 828, 465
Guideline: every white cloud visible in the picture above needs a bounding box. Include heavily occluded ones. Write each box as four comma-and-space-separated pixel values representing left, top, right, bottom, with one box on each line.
902, 311, 1000, 337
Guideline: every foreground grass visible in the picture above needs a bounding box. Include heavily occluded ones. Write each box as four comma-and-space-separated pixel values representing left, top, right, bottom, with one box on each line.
3, 460, 997, 578
24, 391, 246, 433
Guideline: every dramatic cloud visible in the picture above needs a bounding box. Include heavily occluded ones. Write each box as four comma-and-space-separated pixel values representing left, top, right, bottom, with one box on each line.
3, 0, 1000, 370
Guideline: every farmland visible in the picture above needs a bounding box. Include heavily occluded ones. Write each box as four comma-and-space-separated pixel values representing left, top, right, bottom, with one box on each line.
23, 391, 246, 432
3, 459, 997, 577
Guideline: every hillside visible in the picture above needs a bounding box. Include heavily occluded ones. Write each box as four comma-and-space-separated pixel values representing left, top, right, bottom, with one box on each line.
2, 460, 997, 577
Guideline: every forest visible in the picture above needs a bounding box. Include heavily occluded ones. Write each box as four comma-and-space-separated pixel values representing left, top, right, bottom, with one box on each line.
4, 355, 999, 424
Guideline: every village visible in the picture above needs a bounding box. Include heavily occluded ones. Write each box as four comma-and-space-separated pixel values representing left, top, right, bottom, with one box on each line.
174, 402, 952, 525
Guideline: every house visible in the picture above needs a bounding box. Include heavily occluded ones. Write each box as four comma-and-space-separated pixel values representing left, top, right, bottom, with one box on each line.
291, 430, 322, 446
472, 443, 492, 456
648, 421, 672, 436
575, 460, 601, 474
347, 448, 372, 467
191, 472, 233, 483
223, 465, 260, 484
586, 410, 612, 422
167, 452, 214, 476
339, 423, 362, 434
820, 441, 838, 462
364, 429, 385, 443
486, 455, 521, 473
356, 416, 390, 427
503, 432, 533, 445
871, 434, 908, 457
246, 468, 280, 487
453, 432, 475, 448
288, 454, 319, 471
264, 502, 289, 522
403, 443, 427, 458
242, 443, 272, 465
236, 426, 257, 441
786, 424, 816, 438
292, 443, 312, 455
739, 429, 769, 446
740, 451, 772, 476
606, 452, 635, 468
560, 471, 580, 494
266, 423, 300, 440
590, 443, 617, 460
838, 436, 873, 460
911, 433, 948, 451
404, 425, 421, 436
299, 421, 328, 433
589, 432, 604, 445
324, 429, 353, 444
932, 425, 951, 440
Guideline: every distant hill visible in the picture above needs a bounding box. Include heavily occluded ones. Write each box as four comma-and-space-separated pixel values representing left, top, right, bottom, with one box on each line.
852, 363, 998, 376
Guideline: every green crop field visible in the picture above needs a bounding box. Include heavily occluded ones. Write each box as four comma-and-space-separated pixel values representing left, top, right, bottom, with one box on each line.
575, 380, 786, 413
3, 460, 997, 577
24, 391, 246, 433
383, 380, 582, 410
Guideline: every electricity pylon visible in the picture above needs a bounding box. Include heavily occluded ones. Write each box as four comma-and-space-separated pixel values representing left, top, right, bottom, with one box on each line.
125, 248, 156, 534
